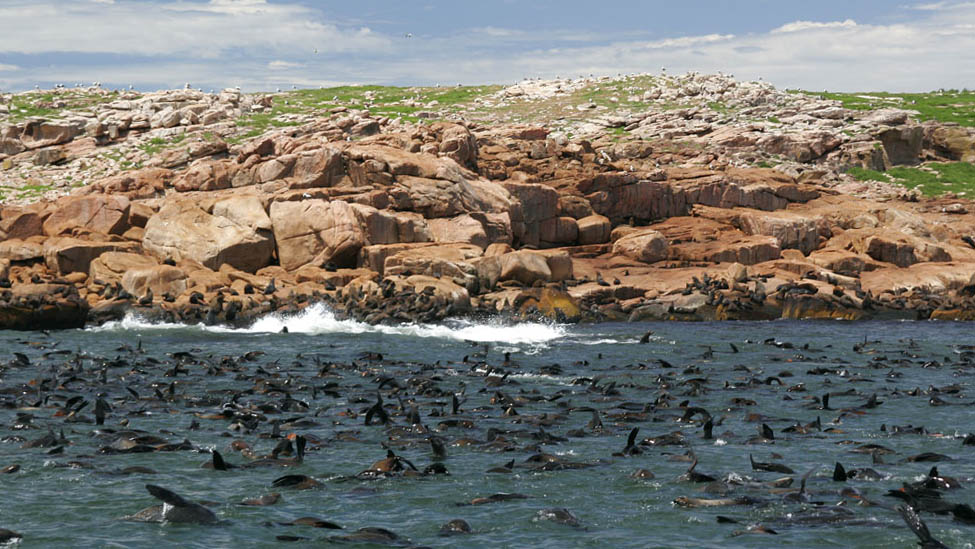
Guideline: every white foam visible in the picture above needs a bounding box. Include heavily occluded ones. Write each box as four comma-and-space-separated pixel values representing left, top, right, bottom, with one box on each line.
576, 337, 638, 345
87, 315, 192, 332
87, 303, 567, 346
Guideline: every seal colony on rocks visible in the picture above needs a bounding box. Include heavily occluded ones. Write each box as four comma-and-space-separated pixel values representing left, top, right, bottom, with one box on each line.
2, 74, 975, 330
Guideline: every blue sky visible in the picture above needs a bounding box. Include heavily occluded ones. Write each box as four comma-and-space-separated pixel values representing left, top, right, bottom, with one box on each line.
1, 0, 973, 92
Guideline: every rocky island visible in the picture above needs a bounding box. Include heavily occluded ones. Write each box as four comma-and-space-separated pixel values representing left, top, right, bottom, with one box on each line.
2, 73, 975, 330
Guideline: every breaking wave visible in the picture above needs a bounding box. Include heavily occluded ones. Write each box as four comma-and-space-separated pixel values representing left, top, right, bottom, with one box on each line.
88, 302, 567, 345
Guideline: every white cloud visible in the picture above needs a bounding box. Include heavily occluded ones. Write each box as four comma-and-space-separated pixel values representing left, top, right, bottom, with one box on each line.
908, 1, 948, 9
268, 60, 303, 70
2, 2, 975, 92
473, 26, 518, 37
771, 19, 857, 33
0, 1, 390, 57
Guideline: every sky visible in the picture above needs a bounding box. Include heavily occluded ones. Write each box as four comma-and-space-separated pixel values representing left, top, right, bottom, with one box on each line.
0, 0, 974, 93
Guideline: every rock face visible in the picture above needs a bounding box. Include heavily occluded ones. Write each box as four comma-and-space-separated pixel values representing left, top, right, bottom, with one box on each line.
4, 76, 975, 327
270, 199, 366, 270
122, 265, 188, 297
143, 202, 274, 272
42, 195, 131, 236
576, 215, 611, 245
0, 283, 88, 330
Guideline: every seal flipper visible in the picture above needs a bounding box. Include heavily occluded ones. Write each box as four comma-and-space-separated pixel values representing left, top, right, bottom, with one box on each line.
833, 462, 847, 482
799, 466, 816, 495
146, 484, 191, 507
212, 450, 229, 471
897, 505, 949, 549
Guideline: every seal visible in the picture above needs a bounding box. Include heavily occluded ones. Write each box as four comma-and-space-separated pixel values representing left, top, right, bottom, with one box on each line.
125, 484, 218, 524
0, 528, 23, 543
897, 505, 949, 549
534, 508, 582, 527
438, 519, 473, 536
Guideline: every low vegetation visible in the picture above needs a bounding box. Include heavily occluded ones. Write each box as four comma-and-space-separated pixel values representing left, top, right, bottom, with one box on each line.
2, 89, 120, 123
802, 90, 975, 127
848, 162, 975, 196
234, 84, 504, 135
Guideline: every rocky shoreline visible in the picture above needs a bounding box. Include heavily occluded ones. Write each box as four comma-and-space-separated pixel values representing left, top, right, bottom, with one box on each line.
2, 74, 975, 330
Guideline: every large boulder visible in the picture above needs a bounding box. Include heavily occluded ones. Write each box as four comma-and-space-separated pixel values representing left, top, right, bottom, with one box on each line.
435, 123, 478, 169
0, 137, 25, 156
502, 182, 559, 224
576, 215, 611, 245
427, 215, 489, 249
42, 195, 131, 236
346, 144, 454, 180
862, 234, 918, 267
212, 195, 272, 232
143, 201, 274, 272
89, 252, 158, 284
501, 182, 559, 247
612, 230, 669, 263
269, 199, 366, 270
20, 120, 84, 149
558, 195, 594, 219
122, 265, 188, 298
172, 159, 234, 192
0, 204, 47, 240
499, 251, 552, 286
539, 217, 578, 247
877, 125, 923, 165
349, 203, 400, 245
380, 243, 484, 280
393, 175, 513, 218
581, 173, 687, 224
924, 126, 975, 162
835, 141, 890, 171
756, 131, 841, 162
290, 146, 345, 188
44, 237, 141, 274
486, 250, 574, 287
89, 167, 172, 198
737, 211, 826, 255
404, 274, 471, 311
0, 239, 45, 263
692, 235, 781, 265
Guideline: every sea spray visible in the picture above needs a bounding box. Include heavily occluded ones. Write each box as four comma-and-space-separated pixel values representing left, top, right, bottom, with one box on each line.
88, 302, 568, 345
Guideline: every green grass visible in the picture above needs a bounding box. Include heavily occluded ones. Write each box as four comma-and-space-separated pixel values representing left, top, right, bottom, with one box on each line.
847, 166, 889, 182
232, 84, 503, 132
4, 89, 119, 123
848, 162, 975, 196
140, 137, 167, 156
707, 101, 730, 114
803, 90, 975, 127
15, 183, 54, 199
283, 84, 497, 117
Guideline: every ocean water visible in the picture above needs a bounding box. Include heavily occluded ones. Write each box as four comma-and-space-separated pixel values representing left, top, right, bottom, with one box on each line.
1, 310, 974, 548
